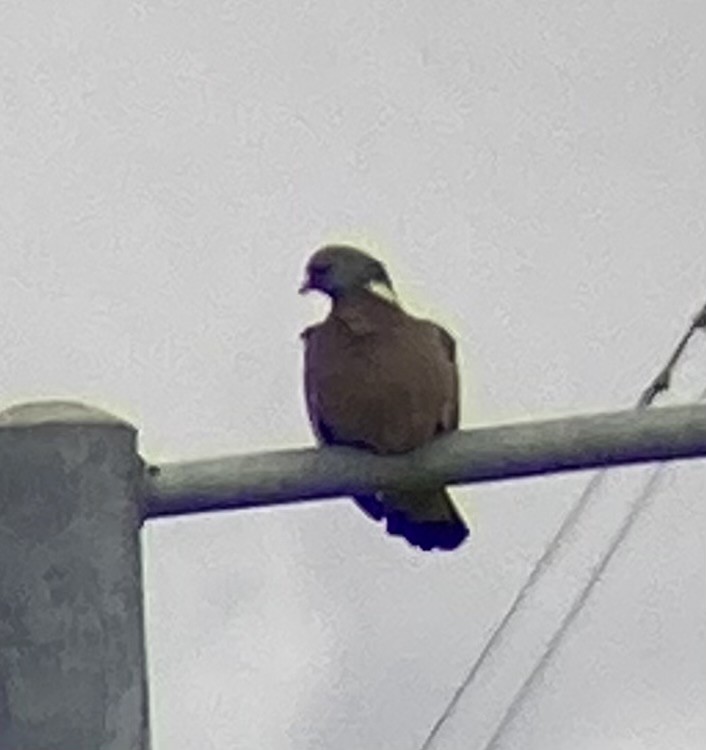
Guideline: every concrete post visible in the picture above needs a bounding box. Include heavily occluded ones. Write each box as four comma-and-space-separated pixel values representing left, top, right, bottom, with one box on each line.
0, 401, 149, 750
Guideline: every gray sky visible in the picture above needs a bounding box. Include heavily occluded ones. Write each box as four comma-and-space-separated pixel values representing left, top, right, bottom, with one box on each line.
1, 1, 704, 748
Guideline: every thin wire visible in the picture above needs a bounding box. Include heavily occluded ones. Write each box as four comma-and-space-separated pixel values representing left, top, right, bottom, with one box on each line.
484, 392, 706, 750
482, 441, 677, 750
638, 301, 706, 407
418, 471, 607, 750
417, 300, 706, 750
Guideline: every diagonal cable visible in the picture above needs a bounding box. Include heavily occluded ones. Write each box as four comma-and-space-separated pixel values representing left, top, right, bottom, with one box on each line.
417, 300, 706, 750
482, 435, 679, 749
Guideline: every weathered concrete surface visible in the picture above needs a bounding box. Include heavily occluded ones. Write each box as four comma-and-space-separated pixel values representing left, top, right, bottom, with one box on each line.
0, 401, 149, 750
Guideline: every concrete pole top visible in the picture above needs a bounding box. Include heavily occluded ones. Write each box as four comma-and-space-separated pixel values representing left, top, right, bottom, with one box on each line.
0, 400, 135, 429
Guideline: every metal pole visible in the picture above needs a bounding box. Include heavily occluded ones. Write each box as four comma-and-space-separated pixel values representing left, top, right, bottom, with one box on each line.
0, 401, 149, 750
145, 402, 706, 519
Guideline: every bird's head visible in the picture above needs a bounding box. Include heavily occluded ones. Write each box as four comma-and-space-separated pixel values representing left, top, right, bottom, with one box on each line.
299, 245, 396, 302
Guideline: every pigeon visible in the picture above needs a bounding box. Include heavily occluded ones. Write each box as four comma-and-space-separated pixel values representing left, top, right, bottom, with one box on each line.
300, 245, 469, 551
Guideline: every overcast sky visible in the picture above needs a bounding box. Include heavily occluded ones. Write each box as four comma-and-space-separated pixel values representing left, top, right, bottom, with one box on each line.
1, 1, 705, 748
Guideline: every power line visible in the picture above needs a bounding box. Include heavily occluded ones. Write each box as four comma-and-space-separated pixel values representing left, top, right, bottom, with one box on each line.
419, 474, 607, 750
417, 299, 706, 750
638, 300, 706, 407
482, 440, 675, 750
483, 387, 706, 750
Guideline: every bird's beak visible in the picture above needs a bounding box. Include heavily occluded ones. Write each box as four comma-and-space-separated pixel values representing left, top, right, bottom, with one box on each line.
299, 278, 312, 295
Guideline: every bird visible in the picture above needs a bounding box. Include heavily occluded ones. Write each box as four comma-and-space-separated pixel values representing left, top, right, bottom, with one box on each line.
299, 244, 469, 551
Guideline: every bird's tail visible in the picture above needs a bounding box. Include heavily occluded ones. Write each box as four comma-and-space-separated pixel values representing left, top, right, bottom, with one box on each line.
354, 489, 469, 551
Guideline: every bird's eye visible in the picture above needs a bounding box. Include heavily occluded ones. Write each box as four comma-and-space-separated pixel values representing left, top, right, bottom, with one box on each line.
309, 262, 330, 278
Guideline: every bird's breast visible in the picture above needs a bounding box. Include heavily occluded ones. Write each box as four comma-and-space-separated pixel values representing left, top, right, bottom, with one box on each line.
304, 321, 454, 453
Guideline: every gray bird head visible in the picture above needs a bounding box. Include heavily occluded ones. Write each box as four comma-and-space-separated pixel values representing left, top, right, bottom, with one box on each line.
299, 245, 395, 301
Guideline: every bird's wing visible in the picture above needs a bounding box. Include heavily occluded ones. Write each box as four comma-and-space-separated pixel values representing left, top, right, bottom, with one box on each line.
301, 323, 329, 444
430, 321, 460, 431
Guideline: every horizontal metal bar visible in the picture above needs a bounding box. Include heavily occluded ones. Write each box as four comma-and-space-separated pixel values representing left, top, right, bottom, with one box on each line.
143, 403, 706, 520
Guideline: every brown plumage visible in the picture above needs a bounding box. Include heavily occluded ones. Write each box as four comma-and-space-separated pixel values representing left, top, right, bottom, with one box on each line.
300, 245, 469, 551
